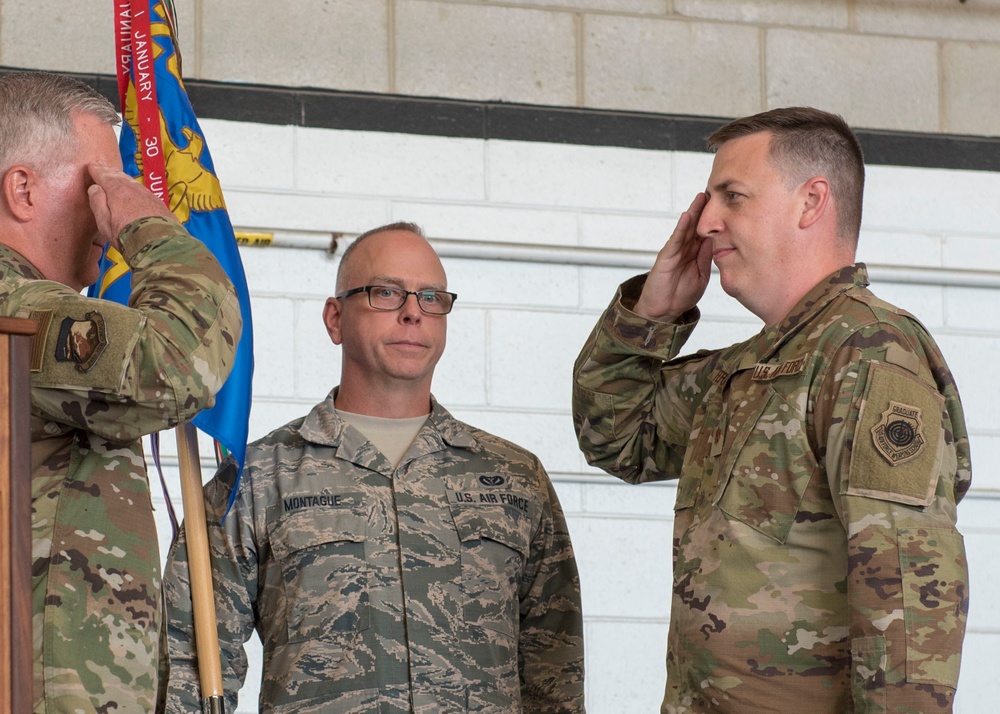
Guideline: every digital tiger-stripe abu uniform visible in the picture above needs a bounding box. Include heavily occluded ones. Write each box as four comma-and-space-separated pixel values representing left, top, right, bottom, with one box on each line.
163, 393, 585, 713
163, 224, 585, 713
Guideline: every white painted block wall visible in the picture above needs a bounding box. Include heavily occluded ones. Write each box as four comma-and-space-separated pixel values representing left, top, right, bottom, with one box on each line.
148, 120, 1000, 712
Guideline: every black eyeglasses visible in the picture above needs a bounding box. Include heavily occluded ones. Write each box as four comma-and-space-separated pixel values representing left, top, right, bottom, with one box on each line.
336, 285, 458, 315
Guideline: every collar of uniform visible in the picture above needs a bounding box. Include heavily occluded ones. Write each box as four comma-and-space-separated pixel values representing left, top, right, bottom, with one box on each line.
710, 328, 773, 384
687, 264, 868, 385
421, 400, 479, 451
296, 388, 343, 448
298, 388, 478, 453
0, 242, 46, 281
759, 263, 869, 360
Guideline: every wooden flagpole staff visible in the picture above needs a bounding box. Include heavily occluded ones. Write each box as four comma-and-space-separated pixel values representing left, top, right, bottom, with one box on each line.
113, 3, 230, 709
176, 422, 226, 714
113, 4, 252, 710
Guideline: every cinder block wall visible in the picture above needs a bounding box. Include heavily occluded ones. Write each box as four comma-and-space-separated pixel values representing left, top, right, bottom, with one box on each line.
3, 0, 1000, 136
136, 120, 997, 713
3, 1, 999, 712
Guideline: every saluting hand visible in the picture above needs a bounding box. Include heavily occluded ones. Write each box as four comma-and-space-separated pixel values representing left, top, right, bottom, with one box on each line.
633, 192, 713, 323
87, 164, 174, 250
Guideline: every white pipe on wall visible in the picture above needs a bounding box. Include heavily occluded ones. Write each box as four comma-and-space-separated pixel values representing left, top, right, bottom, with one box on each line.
237, 228, 1000, 290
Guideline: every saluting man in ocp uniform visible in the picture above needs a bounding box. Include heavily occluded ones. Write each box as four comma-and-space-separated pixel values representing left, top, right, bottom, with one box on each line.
574, 107, 969, 713
0, 70, 241, 713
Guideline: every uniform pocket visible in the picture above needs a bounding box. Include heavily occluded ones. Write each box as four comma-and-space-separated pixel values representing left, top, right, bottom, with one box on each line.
269, 507, 370, 644
899, 527, 967, 689
717, 387, 818, 543
466, 683, 517, 713
448, 499, 530, 638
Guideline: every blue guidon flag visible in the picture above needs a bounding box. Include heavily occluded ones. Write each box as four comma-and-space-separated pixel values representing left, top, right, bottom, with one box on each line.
91, 0, 254, 513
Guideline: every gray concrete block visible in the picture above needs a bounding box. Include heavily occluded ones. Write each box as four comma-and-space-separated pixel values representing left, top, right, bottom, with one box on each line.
766, 28, 939, 132
942, 42, 1000, 136
583, 15, 761, 117
858, 0, 1000, 43
200, 0, 390, 91
395, 1, 577, 105
676, 0, 848, 29
1, 1, 115, 74
501, 0, 668, 12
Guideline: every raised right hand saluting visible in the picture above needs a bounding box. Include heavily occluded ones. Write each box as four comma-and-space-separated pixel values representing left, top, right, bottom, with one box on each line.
633, 192, 713, 323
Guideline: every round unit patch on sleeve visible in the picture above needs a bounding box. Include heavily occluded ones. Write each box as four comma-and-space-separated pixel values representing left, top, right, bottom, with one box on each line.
871, 401, 925, 465
848, 361, 944, 508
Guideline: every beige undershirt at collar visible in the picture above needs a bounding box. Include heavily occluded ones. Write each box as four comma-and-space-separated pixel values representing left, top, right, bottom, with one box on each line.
337, 409, 429, 469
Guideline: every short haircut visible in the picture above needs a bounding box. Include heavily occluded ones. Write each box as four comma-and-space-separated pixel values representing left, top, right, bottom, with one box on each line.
336, 221, 426, 292
0, 71, 120, 174
707, 107, 865, 242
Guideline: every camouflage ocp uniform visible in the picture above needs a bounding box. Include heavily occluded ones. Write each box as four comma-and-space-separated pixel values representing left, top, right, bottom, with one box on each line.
0, 216, 241, 714
163, 391, 585, 713
573, 264, 969, 713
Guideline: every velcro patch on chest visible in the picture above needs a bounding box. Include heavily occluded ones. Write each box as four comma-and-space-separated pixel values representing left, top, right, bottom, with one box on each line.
448, 488, 531, 513
848, 361, 944, 507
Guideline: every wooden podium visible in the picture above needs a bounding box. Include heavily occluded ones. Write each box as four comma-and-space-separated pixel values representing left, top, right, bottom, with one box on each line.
0, 317, 35, 713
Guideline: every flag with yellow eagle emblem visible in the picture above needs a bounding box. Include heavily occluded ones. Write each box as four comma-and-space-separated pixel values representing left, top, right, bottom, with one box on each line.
92, 0, 254, 496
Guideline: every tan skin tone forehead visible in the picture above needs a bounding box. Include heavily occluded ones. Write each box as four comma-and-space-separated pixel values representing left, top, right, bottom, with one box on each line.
338, 230, 447, 293
364, 273, 448, 291
704, 133, 779, 195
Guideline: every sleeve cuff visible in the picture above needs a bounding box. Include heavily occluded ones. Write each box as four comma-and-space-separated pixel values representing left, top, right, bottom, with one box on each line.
118, 216, 189, 263
604, 273, 700, 357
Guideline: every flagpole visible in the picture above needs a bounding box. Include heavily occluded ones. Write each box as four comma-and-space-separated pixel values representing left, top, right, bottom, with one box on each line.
111, 4, 250, 709
176, 422, 226, 714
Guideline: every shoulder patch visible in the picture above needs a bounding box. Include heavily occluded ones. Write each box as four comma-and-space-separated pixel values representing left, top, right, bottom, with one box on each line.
32, 300, 143, 393
848, 362, 944, 507
870, 401, 924, 465
54, 311, 108, 372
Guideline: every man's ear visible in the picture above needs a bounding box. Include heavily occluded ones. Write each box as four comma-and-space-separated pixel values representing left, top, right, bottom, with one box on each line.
323, 297, 344, 345
2, 166, 36, 222
799, 176, 831, 230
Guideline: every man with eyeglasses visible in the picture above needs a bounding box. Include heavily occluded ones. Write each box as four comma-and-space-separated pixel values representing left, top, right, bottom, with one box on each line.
162, 222, 586, 713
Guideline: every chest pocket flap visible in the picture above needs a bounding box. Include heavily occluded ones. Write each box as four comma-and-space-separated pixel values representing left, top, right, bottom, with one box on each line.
717, 380, 818, 544
448, 489, 532, 638
269, 505, 369, 643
